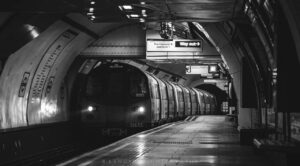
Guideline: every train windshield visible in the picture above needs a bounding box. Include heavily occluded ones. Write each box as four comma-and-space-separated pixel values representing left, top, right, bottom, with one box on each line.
129, 72, 148, 98
85, 70, 126, 101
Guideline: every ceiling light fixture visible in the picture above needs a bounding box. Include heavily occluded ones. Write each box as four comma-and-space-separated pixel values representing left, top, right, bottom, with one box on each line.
122, 5, 133, 10
130, 14, 139, 18
142, 10, 147, 17
89, 8, 94, 12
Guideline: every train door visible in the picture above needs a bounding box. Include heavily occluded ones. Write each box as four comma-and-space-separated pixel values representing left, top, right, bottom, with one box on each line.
156, 79, 168, 122
164, 81, 175, 121
180, 86, 191, 117
168, 81, 179, 119
189, 89, 197, 116
145, 74, 160, 124
175, 85, 184, 118
192, 88, 201, 115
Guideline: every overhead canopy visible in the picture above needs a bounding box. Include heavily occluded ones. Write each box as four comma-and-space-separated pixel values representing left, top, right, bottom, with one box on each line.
140, 0, 244, 22
81, 24, 146, 58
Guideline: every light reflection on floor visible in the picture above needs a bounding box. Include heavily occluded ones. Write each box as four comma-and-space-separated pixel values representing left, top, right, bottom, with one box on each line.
57, 115, 273, 166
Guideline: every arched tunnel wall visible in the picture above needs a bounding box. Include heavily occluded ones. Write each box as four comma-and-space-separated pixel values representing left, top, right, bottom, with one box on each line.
280, 0, 300, 63
1, 2, 300, 132
0, 14, 127, 129
201, 23, 258, 129
0, 21, 93, 129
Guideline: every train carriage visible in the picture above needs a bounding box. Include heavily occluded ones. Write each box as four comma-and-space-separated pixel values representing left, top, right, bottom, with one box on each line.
80, 62, 151, 133
78, 61, 217, 135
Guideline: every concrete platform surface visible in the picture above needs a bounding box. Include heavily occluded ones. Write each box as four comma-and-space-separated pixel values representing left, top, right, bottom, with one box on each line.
57, 115, 273, 166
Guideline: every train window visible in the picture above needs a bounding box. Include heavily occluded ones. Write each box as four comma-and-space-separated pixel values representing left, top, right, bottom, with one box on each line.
86, 76, 104, 97
107, 72, 125, 97
129, 73, 148, 97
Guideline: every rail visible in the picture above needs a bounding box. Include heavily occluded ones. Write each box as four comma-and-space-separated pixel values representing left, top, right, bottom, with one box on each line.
1, 144, 76, 166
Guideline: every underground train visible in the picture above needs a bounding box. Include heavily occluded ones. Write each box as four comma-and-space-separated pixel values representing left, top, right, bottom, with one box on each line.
77, 61, 216, 135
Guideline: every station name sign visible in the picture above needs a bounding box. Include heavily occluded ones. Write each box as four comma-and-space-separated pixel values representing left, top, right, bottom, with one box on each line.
186, 65, 209, 75
147, 39, 203, 52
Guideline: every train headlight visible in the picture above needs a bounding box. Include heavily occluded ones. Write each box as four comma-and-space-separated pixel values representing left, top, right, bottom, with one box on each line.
87, 106, 95, 112
137, 106, 145, 114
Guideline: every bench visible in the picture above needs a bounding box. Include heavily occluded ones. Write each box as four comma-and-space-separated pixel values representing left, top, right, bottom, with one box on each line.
240, 128, 276, 145
225, 114, 237, 122
253, 138, 300, 166
253, 138, 298, 152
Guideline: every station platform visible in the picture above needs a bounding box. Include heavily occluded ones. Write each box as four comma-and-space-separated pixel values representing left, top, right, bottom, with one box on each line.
57, 115, 273, 166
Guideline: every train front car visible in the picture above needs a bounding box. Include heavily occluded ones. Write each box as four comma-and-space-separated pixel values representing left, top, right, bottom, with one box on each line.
80, 62, 151, 136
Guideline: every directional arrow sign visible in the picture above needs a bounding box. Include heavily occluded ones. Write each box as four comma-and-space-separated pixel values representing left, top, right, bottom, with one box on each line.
147, 39, 203, 52
175, 41, 202, 47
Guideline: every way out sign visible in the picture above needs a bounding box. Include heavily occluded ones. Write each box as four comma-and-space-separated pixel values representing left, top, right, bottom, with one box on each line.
175, 41, 201, 47
147, 39, 203, 52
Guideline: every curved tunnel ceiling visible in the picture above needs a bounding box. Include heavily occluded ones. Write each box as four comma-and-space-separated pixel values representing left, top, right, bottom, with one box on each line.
125, 0, 245, 22
1, 0, 300, 131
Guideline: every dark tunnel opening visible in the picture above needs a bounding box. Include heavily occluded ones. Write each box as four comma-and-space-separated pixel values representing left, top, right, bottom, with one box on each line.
196, 83, 228, 114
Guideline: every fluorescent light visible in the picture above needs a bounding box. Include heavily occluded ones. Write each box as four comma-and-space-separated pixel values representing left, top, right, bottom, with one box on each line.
89, 8, 94, 12
140, 2, 146, 5
140, 18, 145, 22
130, 14, 139, 18
91, 15, 96, 19
142, 10, 147, 17
90, 1, 95, 5
123, 5, 133, 10
86, 12, 94, 15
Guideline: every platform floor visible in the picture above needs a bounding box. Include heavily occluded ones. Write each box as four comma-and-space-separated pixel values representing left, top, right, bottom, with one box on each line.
57, 115, 273, 166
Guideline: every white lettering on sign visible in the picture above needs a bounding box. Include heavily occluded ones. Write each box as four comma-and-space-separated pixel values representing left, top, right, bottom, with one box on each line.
147, 39, 202, 52
175, 41, 201, 47
19, 72, 30, 97
185, 65, 208, 75
147, 40, 173, 51
28, 30, 77, 103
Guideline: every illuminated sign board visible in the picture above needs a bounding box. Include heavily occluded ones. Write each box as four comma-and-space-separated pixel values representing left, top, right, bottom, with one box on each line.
147, 39, 202, 52
175, 41, 201, 47
208, 65, 218, 73
186, 65, 209, 75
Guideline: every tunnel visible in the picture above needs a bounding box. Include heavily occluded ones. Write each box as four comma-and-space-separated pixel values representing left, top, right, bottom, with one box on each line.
0, 0, 300, 166
196, 83, 228, 114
